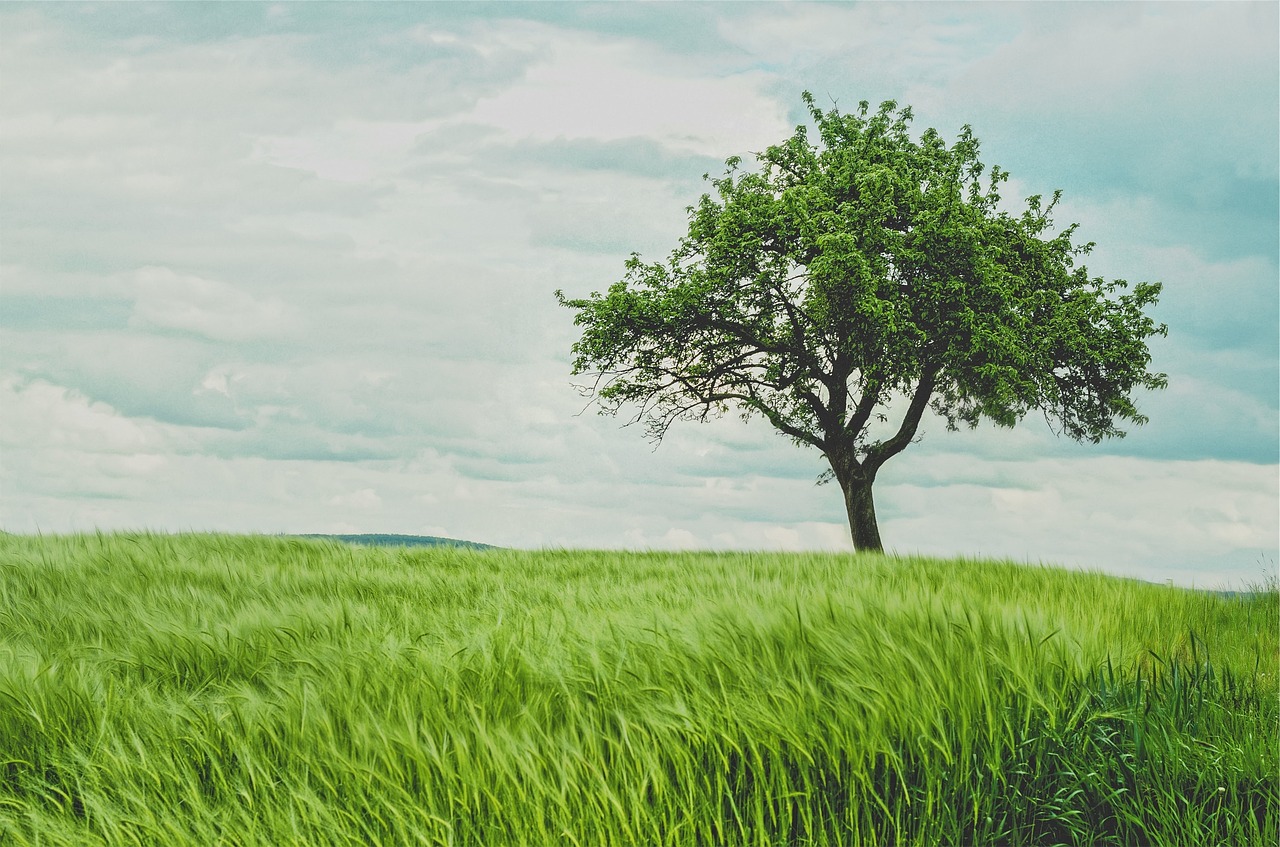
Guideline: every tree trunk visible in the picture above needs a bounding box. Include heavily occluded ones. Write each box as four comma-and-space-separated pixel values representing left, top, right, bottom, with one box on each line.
841, 473, 883, 553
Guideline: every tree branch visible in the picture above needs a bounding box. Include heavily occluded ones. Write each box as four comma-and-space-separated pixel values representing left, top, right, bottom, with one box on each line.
865, 364, 939, 473
844, 373, 883, 439
720, 387, 826, 450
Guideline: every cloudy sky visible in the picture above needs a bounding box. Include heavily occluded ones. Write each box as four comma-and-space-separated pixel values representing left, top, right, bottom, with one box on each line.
2, 2, 1276, 587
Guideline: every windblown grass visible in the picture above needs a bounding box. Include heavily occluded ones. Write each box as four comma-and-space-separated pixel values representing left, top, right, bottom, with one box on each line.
0, 532, 1275, 845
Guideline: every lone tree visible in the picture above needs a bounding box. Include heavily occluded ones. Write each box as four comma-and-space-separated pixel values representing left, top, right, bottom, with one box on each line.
557, 93, 1166, 552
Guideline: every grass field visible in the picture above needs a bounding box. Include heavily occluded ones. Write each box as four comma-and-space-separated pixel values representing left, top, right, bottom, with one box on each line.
0, 532, 1275, 845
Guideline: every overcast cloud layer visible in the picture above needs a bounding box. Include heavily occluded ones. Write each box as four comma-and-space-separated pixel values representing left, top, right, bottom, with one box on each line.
2, 2, 1276, 587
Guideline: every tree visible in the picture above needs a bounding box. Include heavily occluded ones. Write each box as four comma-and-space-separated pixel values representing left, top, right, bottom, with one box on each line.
556, 93, 1167, 553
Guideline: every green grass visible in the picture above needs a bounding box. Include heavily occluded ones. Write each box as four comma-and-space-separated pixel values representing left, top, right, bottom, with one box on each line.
0, 532, 1275, 845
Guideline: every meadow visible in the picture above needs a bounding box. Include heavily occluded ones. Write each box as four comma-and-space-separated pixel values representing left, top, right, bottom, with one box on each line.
0, 532, 1275, 846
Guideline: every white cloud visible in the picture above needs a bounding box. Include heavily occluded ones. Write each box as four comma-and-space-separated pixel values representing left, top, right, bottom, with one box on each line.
328, 488, 382, 510
129, 266, 301, 342
717, 2, 1006, 94
251, 119, 442, 183
197, 369, 234, 398
1, 376, 162, 454
948, 3, 1278, 178
0, 376, 199, 503
467, 23, 789, 157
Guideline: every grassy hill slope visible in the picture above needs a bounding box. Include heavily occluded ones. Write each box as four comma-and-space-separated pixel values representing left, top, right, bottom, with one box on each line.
0, 533, 1275, 845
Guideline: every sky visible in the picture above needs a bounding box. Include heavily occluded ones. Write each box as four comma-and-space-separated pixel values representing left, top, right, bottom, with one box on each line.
2, 1, 1277, 588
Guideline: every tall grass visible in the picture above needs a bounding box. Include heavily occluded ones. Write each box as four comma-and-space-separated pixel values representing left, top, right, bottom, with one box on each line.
0, 532, 1275, 845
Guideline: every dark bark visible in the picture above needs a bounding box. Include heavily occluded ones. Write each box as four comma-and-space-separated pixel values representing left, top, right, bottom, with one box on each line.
831, 366, 938, 552
828, 448, 883, 553
841, 472, 882, 553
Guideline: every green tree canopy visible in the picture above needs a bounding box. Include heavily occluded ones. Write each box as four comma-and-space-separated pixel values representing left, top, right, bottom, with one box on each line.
557, 93, 1167, 552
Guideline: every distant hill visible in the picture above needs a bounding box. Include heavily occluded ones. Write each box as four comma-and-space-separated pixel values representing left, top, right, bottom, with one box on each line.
293, 533, 497, 550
